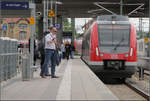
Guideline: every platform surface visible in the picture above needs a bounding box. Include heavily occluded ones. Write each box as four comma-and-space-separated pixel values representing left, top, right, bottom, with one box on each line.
1, 56, 118, 100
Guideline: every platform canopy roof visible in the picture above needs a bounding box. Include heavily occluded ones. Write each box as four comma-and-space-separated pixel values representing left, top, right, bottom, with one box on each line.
36, 0, 149, 18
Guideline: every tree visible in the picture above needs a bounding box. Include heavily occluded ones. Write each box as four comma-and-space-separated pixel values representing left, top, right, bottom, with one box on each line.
63, 18, 71, 31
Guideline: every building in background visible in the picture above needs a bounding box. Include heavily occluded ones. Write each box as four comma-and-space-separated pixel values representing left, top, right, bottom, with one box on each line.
0, 18, 30, 40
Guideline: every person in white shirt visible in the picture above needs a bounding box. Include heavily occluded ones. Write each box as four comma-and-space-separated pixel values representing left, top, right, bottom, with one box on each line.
40, 26, 59, 78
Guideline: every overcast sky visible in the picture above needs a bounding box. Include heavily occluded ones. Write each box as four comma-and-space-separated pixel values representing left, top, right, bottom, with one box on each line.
75, 18, 150, 34
129, 18, 149, 32
75, 18, 92, 33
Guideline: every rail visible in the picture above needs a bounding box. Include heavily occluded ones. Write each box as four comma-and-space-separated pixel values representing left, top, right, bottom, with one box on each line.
126, 79, 149, 100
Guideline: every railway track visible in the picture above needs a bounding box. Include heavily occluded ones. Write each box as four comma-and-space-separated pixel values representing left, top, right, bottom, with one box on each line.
126, 79, 149, 100
82, 58, 149, 100
96, 74, 149, 100
96, 73, 149, 100
144, 72, 150, 76
104, 78, 149, 101
137, 70, 150, 76
106, 83, 147, 100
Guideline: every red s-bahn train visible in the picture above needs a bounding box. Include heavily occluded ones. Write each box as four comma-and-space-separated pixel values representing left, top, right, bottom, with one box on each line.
75, 39, 82, 55
81, 15, 137, 79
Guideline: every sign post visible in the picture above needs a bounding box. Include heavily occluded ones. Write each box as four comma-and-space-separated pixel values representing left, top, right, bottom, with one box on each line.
53, 23, 60, 30
1, 1, 29, 10
48, 9, 55, 18
144, 37, 149, 43
0, 1, 30, 18
29, 17, 35, 25
71, 18, 75, 45
29, 3, 36, 80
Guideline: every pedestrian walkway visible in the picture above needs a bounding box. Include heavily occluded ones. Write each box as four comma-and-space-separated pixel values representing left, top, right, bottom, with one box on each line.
1, 56, 118, 100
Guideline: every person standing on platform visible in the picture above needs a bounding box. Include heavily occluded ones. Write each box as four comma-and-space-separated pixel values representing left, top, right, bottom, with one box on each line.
60, 42, 65, 59
38, 31, 49, 71
71, 44, 75, 59
65, 42, 71, 60
40, 26, 59, 78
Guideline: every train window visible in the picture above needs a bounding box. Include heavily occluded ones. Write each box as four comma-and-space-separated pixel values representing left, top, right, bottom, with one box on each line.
99, 28, 113, 45
98, 24, 130, 46
113, 26, 130, 45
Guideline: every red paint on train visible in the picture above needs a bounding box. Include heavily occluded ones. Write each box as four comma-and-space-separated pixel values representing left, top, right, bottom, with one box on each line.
79, 15, 137, 79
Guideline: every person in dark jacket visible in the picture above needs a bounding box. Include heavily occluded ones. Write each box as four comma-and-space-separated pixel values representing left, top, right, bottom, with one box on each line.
38, 31, 50, 69
38, 39, 45, 69
29, 37, 38, 66
60, 43, 65, 59
65, 42, 71, 60
71, 44, 75, 59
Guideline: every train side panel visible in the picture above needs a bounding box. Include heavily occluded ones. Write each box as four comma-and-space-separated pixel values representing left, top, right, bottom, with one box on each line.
82, 27, 91, 62
90, 23, 102, 62
127, 24, 137, 62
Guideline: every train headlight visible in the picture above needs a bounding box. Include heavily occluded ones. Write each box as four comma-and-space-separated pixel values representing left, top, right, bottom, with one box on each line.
112, 21, 116, 24
96, 47, 99, 56
125, 54, 128, 57
130, 48, 133, 56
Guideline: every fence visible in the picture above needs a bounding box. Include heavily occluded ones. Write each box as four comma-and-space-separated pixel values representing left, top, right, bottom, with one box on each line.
137, 39, 150, 80
0, 37, 18, 82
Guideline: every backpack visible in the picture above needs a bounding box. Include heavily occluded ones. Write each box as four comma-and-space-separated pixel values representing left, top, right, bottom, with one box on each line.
38, 38, 44, 53
38, 31, 49, 53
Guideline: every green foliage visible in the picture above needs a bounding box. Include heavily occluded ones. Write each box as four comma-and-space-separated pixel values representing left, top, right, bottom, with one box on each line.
63, 18, 82, 39
63, 18, 71, 31
75, 33, 82, 39
136, 31, 150, 39
147, 32, 150, 38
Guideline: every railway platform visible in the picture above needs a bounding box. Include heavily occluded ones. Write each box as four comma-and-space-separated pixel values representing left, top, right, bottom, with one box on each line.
1, 56, 118, 100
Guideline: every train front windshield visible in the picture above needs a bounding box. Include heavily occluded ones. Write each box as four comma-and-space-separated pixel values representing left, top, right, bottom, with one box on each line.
98, 24, 130, 53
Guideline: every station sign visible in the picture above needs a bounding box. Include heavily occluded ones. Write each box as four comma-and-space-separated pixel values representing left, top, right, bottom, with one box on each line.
53, 24, 61, 30
48, 10, 55, 17
1, 1, 29, 10
29, 17, 35, 24
144, 37, 149, 43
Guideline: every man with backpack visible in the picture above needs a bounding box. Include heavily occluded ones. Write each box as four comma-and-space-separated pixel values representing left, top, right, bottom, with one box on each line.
38, 31, 50, 75
40, 26, 59, 78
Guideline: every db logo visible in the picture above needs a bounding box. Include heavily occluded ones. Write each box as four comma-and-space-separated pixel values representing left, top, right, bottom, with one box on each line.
111, 54, 118, 59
